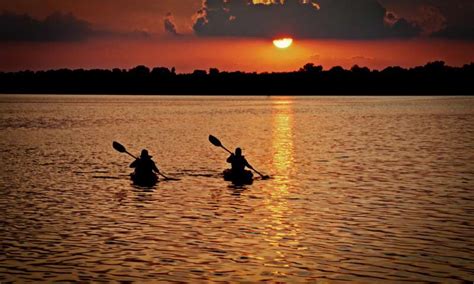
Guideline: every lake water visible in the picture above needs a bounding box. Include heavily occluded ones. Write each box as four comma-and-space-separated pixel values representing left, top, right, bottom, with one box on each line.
0, 95, 473, 282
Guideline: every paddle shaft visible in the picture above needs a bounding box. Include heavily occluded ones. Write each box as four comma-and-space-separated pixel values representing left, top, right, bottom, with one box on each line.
248, 166, 267, 179
220, 145, 233, 155
124, 151, 138, 160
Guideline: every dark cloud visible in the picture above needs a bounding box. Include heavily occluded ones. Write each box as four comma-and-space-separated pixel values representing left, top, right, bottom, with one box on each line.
0, 0, 201, 35
390, 18, 421, 38
414, 5, 446, 35
384, 12, 398, 25
432, 26, 474, 40
381, 0, 474, 39
0, 11, 150, 42
193, 0, 421, 39
164, 13, 180, 36
0, 11, 95, 41
422, 1, 474, 40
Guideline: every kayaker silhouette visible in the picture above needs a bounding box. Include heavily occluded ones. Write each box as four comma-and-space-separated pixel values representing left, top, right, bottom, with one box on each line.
113, 141, 179, 183
224, 147, 254, 184
208, 135, 270, 183
227, 148, 251, 172
129, 149, 159, 185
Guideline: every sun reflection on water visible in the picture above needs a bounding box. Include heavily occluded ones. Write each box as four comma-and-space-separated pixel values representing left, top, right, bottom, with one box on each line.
271, 98, 294, 184
258, 98, 299, 275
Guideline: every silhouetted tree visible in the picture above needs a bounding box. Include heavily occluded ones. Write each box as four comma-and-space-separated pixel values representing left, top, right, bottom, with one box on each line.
193, 69, 207, 76
351, 65, 370, 74
209, 68, 220, 76
0, 61, 472, 95
152, 67, 173, 77
130, 65, 150, 76
299, 63, 323, 73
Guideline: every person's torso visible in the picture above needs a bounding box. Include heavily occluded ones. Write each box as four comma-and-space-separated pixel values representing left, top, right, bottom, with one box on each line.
134, 158, 155, 175
231, 156, 247, 172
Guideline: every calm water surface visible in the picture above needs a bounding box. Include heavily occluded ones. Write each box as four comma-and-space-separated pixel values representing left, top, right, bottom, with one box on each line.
0, 96, 473, 282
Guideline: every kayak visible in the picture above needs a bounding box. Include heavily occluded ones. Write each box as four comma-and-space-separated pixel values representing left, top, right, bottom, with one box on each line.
223, 169, 253, 185
130, 172, 158, 187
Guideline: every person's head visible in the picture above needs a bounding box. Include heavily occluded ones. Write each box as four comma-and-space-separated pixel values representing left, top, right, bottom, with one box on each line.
140, 149, 152, 159
235, 147, 242, 156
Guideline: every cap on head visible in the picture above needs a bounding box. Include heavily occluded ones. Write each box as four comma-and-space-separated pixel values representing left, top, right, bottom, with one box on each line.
140, 149, 152, 158
235, 147, 242, 156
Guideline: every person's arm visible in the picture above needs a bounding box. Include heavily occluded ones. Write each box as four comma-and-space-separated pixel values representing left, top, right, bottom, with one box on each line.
226, 154, 234, 163
152, 161, 160, 173
130, 159, 139, 168
244, 158, 253, 170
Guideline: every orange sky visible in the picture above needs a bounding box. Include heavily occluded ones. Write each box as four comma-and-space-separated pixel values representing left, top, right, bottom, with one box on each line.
1, 37, 473, 73
0, 1, 473, 72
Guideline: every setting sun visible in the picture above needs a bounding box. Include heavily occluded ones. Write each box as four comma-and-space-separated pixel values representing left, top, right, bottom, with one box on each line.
273, 38, 293, 49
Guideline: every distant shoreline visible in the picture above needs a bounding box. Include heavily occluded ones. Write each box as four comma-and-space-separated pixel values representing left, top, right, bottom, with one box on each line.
1, 61, 472, 95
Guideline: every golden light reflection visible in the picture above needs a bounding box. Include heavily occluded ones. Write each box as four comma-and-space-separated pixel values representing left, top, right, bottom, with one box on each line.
246, 98, 301, 277
271, 97, 294, 180
258, 97, 298, 272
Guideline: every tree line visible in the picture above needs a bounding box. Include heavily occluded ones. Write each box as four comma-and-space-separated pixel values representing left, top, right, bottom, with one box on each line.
0, 61, 472, 95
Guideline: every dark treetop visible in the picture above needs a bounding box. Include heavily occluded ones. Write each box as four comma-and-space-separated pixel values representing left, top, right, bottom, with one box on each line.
1, 61, 472, 95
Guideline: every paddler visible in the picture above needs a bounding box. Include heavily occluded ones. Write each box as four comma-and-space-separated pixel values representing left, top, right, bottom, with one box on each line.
226, 148, 252, 175
130, 149, 160, 179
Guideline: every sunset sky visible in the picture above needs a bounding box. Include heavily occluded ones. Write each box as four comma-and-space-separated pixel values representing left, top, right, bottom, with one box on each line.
1, 0, 473, 72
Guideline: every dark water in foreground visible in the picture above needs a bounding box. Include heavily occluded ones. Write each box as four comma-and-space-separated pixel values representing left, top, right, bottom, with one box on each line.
0, 96, 473, 282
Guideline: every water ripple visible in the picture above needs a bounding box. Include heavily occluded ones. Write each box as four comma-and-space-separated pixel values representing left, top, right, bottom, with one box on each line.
0, 96, 473, 282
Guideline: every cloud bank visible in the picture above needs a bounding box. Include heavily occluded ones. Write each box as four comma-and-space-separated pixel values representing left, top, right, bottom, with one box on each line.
0, 11, 96, 41
1, 1, 471, 41
377, 0, 474, 39
193, 0, 421, 39
0, 11, 149, 42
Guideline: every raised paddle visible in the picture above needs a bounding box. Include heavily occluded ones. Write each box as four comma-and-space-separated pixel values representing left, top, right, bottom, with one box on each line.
209, 135, 233, 154
113, 141, 137, 159
112, 141, 179, 181
208, 135, 270, 180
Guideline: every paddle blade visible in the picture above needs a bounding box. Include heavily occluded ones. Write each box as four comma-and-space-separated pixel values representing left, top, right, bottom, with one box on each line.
209, 135, 222, 147
112, 141, 127, 153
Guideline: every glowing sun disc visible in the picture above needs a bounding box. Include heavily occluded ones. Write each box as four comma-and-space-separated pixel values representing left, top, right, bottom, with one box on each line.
273, 38, 293, 49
